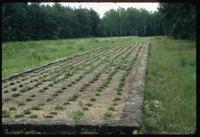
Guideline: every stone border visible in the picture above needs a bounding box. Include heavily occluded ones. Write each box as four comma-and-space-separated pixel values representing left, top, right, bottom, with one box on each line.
2, 43, 150, 134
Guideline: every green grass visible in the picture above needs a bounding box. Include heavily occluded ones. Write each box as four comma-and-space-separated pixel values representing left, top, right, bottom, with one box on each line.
2, 36, 146, 77
139, 36, 196, 134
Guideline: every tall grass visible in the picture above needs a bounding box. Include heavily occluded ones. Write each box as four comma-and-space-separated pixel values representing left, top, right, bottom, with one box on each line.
140, 36, 196, 134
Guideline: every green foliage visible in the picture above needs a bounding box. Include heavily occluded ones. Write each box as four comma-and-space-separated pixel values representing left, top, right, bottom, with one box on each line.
104, 111, 112, 119
71, 110, 84, 123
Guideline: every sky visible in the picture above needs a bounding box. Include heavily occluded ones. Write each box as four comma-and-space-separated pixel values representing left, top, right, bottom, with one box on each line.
42, 2, 159, 18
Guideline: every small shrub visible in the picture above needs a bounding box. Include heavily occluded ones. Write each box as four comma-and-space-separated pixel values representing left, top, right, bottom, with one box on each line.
69, 92, 80, 101
82, 106, 89, 111
85, 103, 92, 107
38, 103, 45, 106
18, 102, 25, 106
50, 112, 57, 115
43, 87, 48, 90
90, 97, 96, 102
104, 111, 112, 119
4, 90, 8, 93
23, 109, 31, 115
15, 113, 24, 118
26, 98, 32, 102
71, 110, 84, 123
63, 102, 70, 105
10, 82, 15, 85
48, 83, 54, 87
39, 89, 45, 93
95, 93, 100, 96
62, 87, 67, 90
47, 98, 52, 102
52, 93, 59, 97
29, 115, 38, 118
12, 93, 21, 97
116, 91, 122, 96
44, 115, 54, 118
55, 105, 64, 110
20, 86, 29, 93
2, 110, 10, 118
108, 106, 115, 111
30, 94, 36, 97
113, 97, 121, 102
11, 87, 17, 91
31, 106, 40, 110
9, 107, 16, 111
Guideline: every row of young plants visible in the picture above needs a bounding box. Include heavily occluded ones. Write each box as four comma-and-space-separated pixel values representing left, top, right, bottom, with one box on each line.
3, 47, 120, 101
2, 46, 128, 118
103, 44, 144, 119
2, 46, 112, 90
76, 45, 139, 121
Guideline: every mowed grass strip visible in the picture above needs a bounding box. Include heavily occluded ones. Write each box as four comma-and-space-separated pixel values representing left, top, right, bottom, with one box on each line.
140, 36, 196, 134
2, 36, 146, 77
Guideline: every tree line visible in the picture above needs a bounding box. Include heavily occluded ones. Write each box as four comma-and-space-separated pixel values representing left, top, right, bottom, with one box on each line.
2, 3, 196, 42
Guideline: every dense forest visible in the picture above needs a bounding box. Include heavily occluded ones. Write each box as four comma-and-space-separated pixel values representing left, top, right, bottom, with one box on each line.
2, 3, 196, 42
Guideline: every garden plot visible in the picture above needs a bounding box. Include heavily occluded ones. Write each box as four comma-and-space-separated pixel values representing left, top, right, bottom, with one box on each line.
2, 43, 150, 134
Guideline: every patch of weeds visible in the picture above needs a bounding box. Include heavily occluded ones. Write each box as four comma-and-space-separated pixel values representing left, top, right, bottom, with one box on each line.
85, 103, 92, 107
64, 72, 72, 78
2, 110, 10, 118
69, 92, 80, 101
49, 112, 57, 115
10, 82, 15, 85
48, 83, 54, 87
71, 110, 84, 123
63, 102, 70, 105
43, 87, 48, 90
39, 89, 45, 93
18, 102, 25, 106
4, 98, 10, 102
23, 109, 31, 115
4, 90, 9, 93
15, 113, 24, 118
90, 97, 96, 102
31, 106, 40, 110
108, 106, 115, 111
55, 105, 64, 110
62, 87, 67, 90
12, 93, 21, 97
29, 115, 38, 118
11, 87, 17, 91
44, 115, 54, 118
26, 98, 32, 102
104, 111, 112, 119
20, 86, 29, 93
38, 103, 45, 106
57, 90, 64, 94
95, 93, 100, 96
113, 97, 121, 102
116, 91, 122, 96
82, 106, 89, 111
46, 98, 53, 102
67, 83, 72, 87
9, 107, 16, 111
112, 102, 118, 106
71, 81, 76, 84
30, 94, 36, 97
52, 93, 59, 97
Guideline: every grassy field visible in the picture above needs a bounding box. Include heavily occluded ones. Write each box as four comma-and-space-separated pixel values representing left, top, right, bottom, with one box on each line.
2, 36, 196, 134
140, 36, 196, 134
